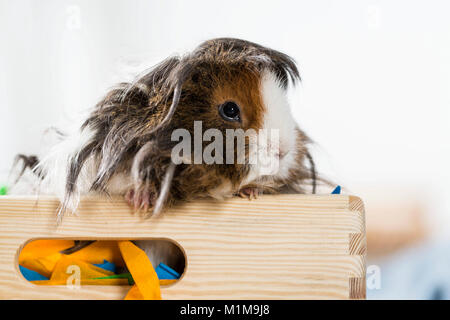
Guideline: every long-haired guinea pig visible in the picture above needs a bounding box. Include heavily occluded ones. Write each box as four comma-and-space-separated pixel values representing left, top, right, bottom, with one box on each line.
13, 38, 317, 268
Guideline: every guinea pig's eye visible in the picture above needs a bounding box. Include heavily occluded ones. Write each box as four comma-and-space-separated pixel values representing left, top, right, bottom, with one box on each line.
218, 101, 241, 122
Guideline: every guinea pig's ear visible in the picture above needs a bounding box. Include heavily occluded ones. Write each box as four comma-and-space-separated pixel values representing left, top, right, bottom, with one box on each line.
263, 50, 300, 89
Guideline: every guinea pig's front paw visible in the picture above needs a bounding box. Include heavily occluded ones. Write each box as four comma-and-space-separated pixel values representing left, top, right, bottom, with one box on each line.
125, 188, 157, 213
238, 187, 260, 200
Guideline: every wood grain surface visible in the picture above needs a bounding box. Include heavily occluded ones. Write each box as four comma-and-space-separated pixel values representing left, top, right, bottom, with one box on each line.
0, 194, 366, 299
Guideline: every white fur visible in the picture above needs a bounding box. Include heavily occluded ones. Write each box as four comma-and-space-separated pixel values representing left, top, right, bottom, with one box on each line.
241, 71, 298, 187
34, 123, 99, 213
106, 172, 133, 195
12, 120, 133, 213
207, 180, 233, 199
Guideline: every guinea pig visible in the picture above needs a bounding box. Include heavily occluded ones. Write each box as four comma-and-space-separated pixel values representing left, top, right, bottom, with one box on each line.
26, 38, 316, 217
13, 38, 317, 269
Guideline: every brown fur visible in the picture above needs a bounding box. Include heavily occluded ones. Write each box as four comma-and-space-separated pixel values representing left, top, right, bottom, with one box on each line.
211, 70, 265, 130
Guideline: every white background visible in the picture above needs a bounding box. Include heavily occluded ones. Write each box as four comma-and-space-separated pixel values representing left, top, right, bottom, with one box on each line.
1, 0, 449, 236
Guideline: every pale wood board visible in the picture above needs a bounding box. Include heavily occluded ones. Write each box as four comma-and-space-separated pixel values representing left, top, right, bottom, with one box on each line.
0, 194, 366, 299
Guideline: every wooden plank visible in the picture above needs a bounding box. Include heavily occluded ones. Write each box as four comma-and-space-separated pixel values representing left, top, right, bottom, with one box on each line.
0, 194, 366, 299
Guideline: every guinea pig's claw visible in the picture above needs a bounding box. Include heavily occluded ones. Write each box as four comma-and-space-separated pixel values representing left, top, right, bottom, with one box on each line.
238, 187, 260, 200
125, 188, 157, 214
125, 189, 134, 204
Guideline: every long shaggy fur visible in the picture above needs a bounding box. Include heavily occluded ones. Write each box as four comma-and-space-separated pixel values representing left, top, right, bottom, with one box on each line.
15, 38, 317, 221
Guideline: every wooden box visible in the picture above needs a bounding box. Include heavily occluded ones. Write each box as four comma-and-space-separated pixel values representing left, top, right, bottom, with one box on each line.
0, 194, 366, 299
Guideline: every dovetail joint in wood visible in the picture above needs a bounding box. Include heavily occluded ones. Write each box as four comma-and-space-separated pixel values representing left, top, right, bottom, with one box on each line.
349, 233, 366, 255
349, 277, 366, 299
348, 196, 365, 214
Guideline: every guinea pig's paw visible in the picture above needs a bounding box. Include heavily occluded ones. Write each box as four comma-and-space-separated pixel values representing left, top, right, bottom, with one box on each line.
125, 188, 157, 213
238, 187, 260, 200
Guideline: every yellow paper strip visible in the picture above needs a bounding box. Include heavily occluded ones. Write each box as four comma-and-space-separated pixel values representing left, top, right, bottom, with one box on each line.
118, 241, 161, 300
